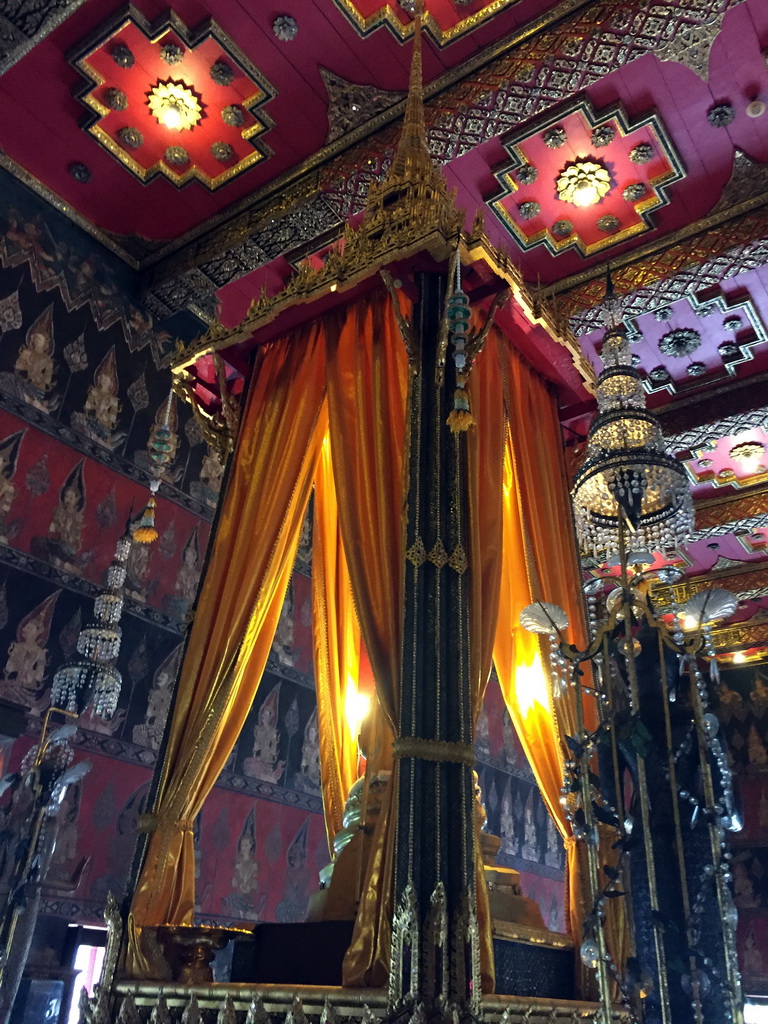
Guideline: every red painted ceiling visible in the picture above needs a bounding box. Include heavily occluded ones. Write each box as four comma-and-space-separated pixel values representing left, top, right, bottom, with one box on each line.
0, 0, 765, 269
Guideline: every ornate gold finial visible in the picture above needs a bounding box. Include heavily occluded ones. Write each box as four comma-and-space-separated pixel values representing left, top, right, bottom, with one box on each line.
387, 4, 434, 183
364, 1, 454, 212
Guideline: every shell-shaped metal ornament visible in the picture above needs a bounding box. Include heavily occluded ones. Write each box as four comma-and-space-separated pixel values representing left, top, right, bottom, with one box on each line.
682, 588, 738, 627
520, 601, 569, 635
583, 577, 604, 596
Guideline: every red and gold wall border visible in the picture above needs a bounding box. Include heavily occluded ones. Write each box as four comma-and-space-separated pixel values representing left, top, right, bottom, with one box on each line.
69, 6, 275, 191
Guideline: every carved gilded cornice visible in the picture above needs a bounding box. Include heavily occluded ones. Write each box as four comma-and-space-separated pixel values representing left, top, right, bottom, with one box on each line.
147, 0, 745, 288
551, 202, 768, 328
695, 486, 768, 530
652, 563, 768, 610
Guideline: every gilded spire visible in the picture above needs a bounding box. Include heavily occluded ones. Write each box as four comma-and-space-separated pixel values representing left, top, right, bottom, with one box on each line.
370, 3, 450, 200
389, 8, 434, 182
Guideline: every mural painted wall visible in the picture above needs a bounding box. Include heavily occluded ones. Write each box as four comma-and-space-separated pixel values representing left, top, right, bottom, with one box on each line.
0, 167, 566, 967
0, 169, 332, 935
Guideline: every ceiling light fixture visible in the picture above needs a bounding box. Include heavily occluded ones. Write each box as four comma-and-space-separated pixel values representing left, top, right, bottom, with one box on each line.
147, 80, 204, 132
556, 159, 612, 208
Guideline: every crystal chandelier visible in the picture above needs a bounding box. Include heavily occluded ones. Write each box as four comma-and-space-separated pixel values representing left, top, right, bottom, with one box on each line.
51, 531, 131, 719
571, 281, 693, 561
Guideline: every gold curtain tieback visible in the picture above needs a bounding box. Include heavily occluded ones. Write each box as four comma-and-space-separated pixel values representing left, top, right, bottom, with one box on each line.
393, 736, 476, 768
137, 813, 195, 834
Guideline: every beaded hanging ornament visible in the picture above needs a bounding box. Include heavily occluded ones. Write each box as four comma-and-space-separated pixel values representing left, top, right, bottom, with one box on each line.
446, 261, 474, 434
134, 392, 175, 544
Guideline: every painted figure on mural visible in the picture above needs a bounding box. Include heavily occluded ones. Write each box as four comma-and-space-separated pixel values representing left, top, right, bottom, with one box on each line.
271, 585, 295, 667
521, 790, 539, 862
1, 590, 60, 713
717, 681, 743, 710
125, 537, 153, 604
501, 707, 519, 768
192, 444, 225, 509
475, 702, 491, 760
732, 860, 759, 909
747, 725, 767, 766
164, 527, 200, 620
223, 809, 267, 920
760, 787, 768, 830
44, 461, 87, 572
0, 430, 24, 543
275, 818, 311, 923
4, 210, 58, 276
743, 924, 765, 976
294, 508, 312, 573
12, 305, 59, 412
751, 671, 768, 712
243, 682, 286, 783
46, 782, 89, 892
544, 812, 561, 868
132, 645, 182, 749
295, 707, 321, 792
499, 780, 517, 856
73, 347, 123, 448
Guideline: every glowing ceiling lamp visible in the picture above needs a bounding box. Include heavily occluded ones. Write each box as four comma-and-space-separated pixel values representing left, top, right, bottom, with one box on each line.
556, 159, 612, 208
147, 79, 204, 131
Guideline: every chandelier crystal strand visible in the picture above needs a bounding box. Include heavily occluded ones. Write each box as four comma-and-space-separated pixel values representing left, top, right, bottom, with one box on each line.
51, 531, 131, 718
572, 304, 693, 563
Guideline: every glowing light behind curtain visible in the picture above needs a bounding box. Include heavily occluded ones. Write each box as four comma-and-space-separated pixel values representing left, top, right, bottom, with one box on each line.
492, 333, 588, 942
312, 433, 363, 846
495, 336, 628, 985
465, 324, 506, 992
128, 324, 328, 977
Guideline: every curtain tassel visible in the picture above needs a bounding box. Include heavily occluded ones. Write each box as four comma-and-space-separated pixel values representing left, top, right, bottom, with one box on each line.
133, 495, 158, 544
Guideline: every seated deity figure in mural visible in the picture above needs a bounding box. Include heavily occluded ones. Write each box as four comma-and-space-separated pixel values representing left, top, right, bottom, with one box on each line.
0, 430, 24, 543
75, 347, 123, 448
295, 707, 321, 792
132, 646, 182, 749
271, 585, 295, 667
44, 461, 87, 572
2, 590, 60, 713
243, 683, 286, 783
13, 305, 58, 412
521, 792, 539, 862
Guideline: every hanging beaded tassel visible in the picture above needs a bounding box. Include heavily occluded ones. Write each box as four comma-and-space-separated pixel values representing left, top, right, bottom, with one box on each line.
446, 259, 474, 434
135, 393, 174, 545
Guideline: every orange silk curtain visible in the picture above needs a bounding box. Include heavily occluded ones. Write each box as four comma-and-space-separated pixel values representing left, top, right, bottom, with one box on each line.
492, 332, 588, 941
128, 323, 328, 977
493, 335, 628, 985
312, 433, 362, 846
326, 292, 409, 988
